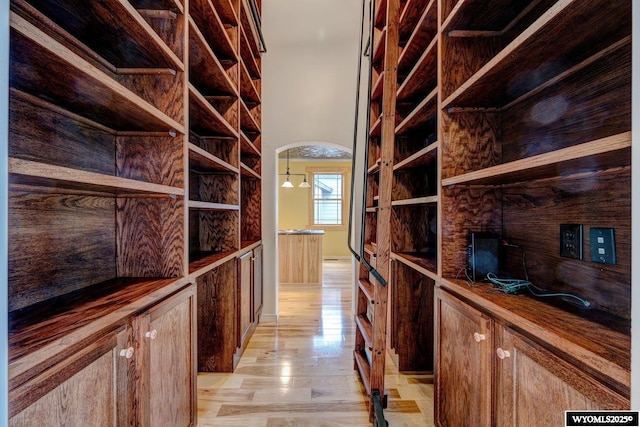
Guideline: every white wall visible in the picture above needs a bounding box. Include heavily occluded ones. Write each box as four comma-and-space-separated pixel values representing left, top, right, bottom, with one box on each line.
261, 0, 364, 321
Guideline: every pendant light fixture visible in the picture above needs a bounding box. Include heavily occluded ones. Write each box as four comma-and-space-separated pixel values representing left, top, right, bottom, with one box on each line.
280, 149, 311, 188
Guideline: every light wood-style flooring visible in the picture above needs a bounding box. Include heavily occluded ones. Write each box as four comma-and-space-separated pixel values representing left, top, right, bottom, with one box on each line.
197, 259, 435, 426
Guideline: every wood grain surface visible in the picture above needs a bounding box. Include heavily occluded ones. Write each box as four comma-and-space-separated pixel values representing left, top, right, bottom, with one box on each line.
197, 260, 237, 372
241, 178, 262, 242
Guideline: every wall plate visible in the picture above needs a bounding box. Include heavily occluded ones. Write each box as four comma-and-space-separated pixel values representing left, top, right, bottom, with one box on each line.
560, 224, 582, 259
589, 227, 616, 265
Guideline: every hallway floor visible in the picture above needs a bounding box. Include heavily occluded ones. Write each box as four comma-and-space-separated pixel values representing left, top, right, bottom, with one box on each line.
196, 259, 435, 426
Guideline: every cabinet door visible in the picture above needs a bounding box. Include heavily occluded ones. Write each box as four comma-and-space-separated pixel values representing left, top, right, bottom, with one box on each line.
253, 245, 263, 321
435, 287, 492, 427
143, 285, 196, 427
238, 251, 253, 346
10, 328, 129, 426
495, 325, 629, 427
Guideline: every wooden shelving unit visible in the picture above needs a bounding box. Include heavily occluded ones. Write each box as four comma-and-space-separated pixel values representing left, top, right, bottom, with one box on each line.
361, 0, 631, 423
8, 0, 263, 422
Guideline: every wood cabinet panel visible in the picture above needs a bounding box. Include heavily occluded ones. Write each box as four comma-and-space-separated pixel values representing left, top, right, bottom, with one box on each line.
9, 328, 127, 425
253, 244, 263, 321
147, 286, 196, 427
238, 251, 252, 346
495, 325, 628, 426
435, 287, 492, 427
278, 233, 323, 284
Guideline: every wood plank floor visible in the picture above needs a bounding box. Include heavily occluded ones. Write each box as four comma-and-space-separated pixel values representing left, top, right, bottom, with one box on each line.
197, 259, 435, 426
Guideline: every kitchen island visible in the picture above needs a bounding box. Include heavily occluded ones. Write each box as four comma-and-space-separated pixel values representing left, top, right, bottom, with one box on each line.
278, 229, 324, 284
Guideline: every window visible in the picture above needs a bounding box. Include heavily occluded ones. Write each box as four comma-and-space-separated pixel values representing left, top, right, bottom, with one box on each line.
312, 172, 344, 225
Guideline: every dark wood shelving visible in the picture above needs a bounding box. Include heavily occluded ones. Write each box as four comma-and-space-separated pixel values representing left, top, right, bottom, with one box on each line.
398, 0, 437, 73
189, 143, 239, 174
12, 0, 183, 71
130, 0, 184, 13
190, 0, 237, 61
240, 163, 260, 179
9, 158, 185, 196
188, 250, 238, 277
189, 84, 238, 137
240, 99, 260, 133
240, 25, 261, 79
391, 252, 437, 280
394, 141, 438, 171
441, 132, 631, 187
442, 0, 631, 108
240, 60, 260, 103
395, 87, 437, 134
189, 18, 238, 97
10, 16, 184, 133
391, 195, 437, 206
397, 37, 437, 101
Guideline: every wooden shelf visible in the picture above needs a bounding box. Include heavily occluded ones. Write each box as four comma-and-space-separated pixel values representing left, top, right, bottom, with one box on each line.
399, 0, 434, 41
391, 252, 437, 281
240, 25, 261, 80
240, 132, 261, 157
370, 115, 382, 137
368, 158, 381, 175
189, 143, 239, 174
189, 250, 238, 277
441, 132, 631, 187
442, 0, 631, 109
8, 277, 188, 363
373, 27, 387, 64
371, 71, 385, 100
442, 0, 542, 34
130, 0, 184, 14
189, 18, 238, 97
365, 207, 378, 213
190, 0, 237, 60
240, 60, 260, 103
189, 84, 238, 138
394, 141, 438, 171
355, 314, 374, 349
397, 37, 437, 101
240, 0, 261, 58
9, 158, 184, 196
374, 0, 387, 27
392, 195, 438, 206
240, 100, 260, 133
13, 0, 183, 71
240, 163, 261, 179
188, 200, 240, 211
10, 15, 184, 134
215, 0, 239, 26
395, 87, 437, 135
398, 0, 437, 73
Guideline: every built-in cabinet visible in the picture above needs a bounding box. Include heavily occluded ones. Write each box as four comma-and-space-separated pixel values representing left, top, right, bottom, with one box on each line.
358, 0, 631, 421
197, 243, 263, 372
7, 0, 263, 421
435, 287, 629, 427
10, 285, 196, 426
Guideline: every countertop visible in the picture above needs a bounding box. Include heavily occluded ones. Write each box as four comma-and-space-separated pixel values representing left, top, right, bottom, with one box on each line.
278, 229, 325, 235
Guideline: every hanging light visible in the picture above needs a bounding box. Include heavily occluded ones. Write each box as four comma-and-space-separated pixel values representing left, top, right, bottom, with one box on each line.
279, 149, 310, 188
299, 175, 311, 188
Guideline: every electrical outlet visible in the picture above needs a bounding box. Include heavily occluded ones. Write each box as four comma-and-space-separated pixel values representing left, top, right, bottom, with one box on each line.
590, 228, 616, 265
560, 224, 583, 259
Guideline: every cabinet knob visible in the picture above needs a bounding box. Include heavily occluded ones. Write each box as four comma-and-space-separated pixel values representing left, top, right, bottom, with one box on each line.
473, 332, 486, 343
119, 347, 135, 359
496, 347, 511, 359
145, 329, 158, 340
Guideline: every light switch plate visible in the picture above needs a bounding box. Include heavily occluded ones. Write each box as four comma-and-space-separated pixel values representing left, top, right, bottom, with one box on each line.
589, 227, 616, 265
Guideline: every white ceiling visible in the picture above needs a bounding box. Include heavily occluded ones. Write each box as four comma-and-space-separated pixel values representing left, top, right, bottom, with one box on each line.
263, 0, 364, 48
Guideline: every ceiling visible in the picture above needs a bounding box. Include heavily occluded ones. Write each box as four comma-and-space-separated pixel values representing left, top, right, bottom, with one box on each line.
279, 146, 352, 160
263, 0, 364, 48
